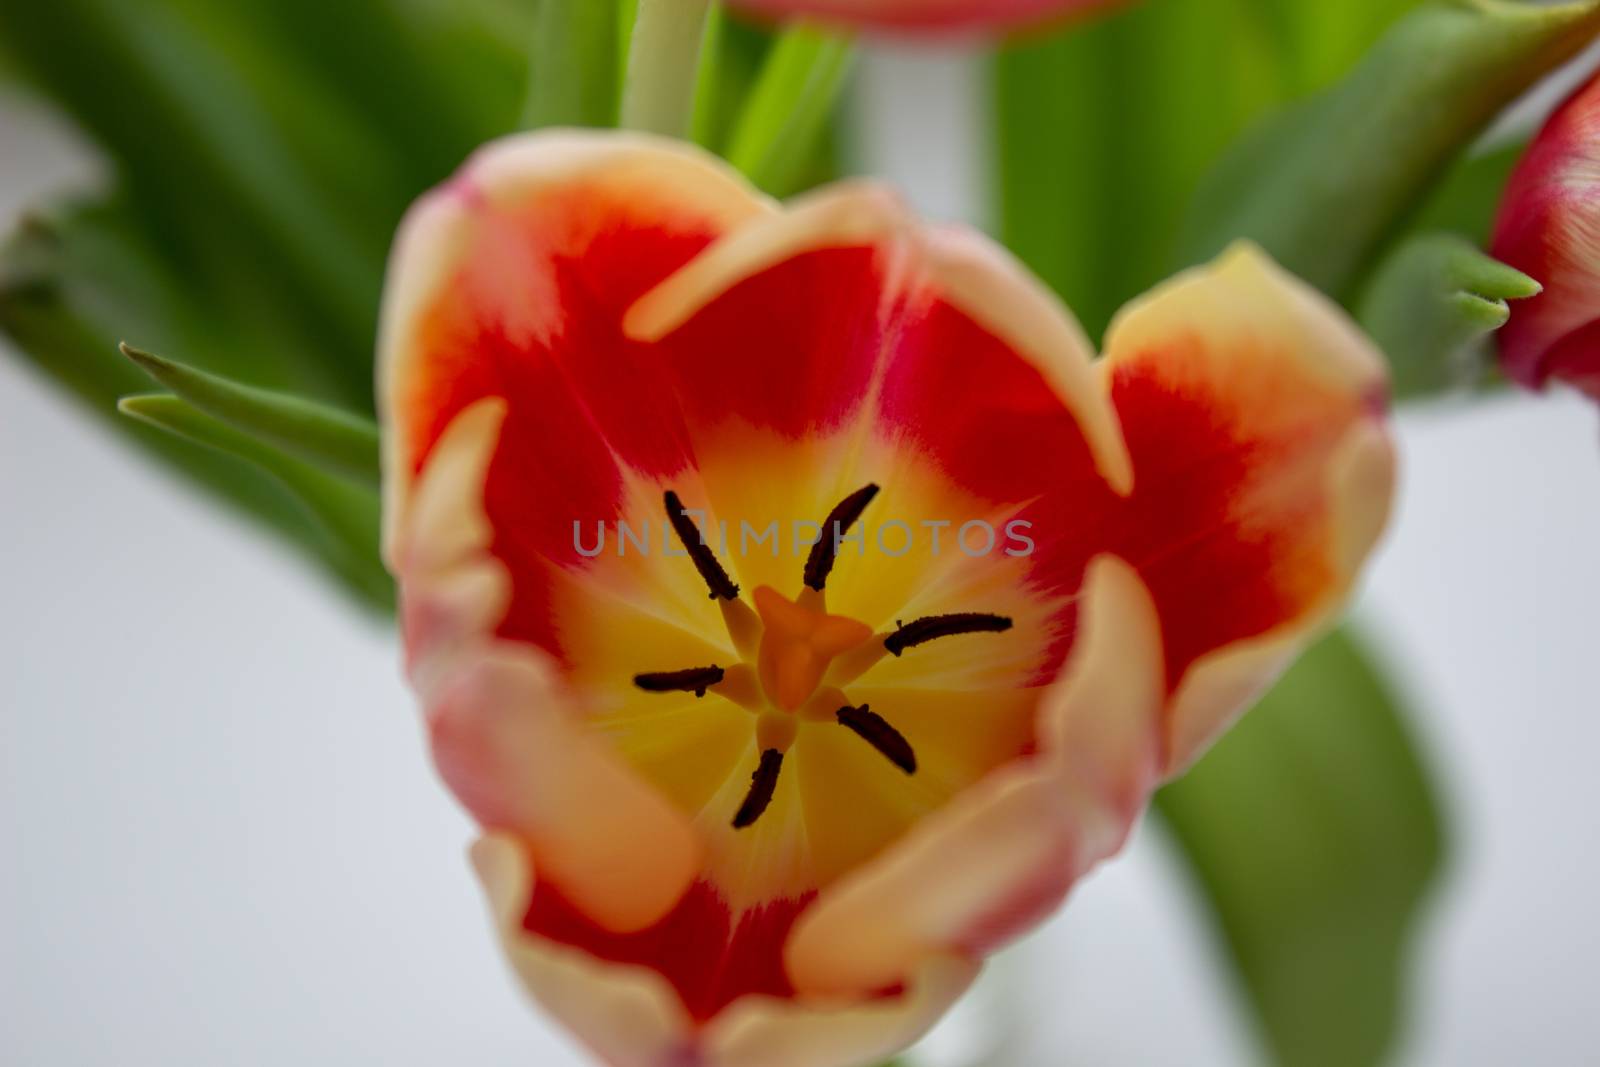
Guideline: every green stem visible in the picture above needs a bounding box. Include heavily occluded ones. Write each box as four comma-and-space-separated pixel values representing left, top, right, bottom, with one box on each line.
725, 25, 855, 196
620, 0, 714, 137
524, 0, 621, 128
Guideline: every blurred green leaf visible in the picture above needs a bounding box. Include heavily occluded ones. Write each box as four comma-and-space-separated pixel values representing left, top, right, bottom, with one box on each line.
1176, 0, 1600, 299
725, 25, 855, 197
0, 0, 527, 411
121, 344, 381, 485
0, 196, 389, 606
994, 0, 1423, 340
525, 0, 621, 128
1407, 140, 1527, 246
1356, 232, 1539, 399
1157, 627, 1446, 1067
0, 0, 527, 606
119, 394, 391, 609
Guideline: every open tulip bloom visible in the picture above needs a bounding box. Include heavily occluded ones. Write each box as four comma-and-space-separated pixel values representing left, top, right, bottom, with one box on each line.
379, 130, 1394, 1067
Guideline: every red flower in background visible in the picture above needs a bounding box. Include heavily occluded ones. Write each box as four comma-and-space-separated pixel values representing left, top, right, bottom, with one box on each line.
379, 130, 1395, 1067
1493, 70, 1600, 402
726, 0, 1127, 34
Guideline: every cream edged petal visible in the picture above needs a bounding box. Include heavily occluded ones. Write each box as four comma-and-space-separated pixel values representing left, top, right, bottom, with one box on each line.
393, 398, 511, 696
624, 180, 915, 343
1161, 420, 1397, 778
379, 129, 774, 557
471, 835, 697, 1067
702, 955, 980, 1067
1102, 241, 1389, 398
922, 226, 1132, 495
787, 557, 1166, 997
434, 645, 702, 933
1038, 553, 1166, 856
785, 766, 1076, 997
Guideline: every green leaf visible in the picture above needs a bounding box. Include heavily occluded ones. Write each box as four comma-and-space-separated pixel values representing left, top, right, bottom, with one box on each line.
1356, 233, 1540, 399
1407, 140, 1526, 246
1175, 0, 1600, 299
994, 0, 1423, 340
118, 394, 391, 609
724, 26, 855, 197
120, 344, 381, 485
0, 0, 526, 604
0, 0, 527, 410
524, 0, 621, 128
0, 198, 388, 607
1156, 627, 1446, 1067
692, 14, 773, 150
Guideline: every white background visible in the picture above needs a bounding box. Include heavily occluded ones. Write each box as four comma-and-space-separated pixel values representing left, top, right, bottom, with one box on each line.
4, 41, 1599, 1067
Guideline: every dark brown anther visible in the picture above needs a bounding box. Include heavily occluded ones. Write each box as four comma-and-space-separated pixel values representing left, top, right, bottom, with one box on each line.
836, 704, 917, 774
803, 483, 881, 592
883, 613, 1013, 657
633, 665, 726, 697
733, 749, 784, 829
664, 490, 740, 601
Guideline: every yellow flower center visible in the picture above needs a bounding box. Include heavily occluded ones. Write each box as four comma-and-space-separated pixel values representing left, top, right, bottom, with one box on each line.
629, 484, 1015, 833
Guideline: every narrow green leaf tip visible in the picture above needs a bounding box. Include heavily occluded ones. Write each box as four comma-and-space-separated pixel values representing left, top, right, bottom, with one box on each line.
119, 342, 381, 486
1357, 233, 1541, 398
118, 393, 391, 609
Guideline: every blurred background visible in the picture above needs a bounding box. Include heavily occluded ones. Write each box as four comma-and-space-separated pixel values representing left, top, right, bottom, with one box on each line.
4, 10, 1600, 1067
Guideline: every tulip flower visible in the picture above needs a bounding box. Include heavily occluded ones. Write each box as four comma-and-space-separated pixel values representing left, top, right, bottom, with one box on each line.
379, 130, 1394, 1067
726, 0, 1125, 33
1492, 70, 1600, 402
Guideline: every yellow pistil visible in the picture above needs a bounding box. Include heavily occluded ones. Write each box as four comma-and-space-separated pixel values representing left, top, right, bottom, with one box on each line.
752, 586, 874, 711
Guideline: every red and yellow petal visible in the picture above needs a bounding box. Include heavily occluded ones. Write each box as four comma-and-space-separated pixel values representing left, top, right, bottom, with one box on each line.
1099, 243, 1395, 774
380, 129, 772, 603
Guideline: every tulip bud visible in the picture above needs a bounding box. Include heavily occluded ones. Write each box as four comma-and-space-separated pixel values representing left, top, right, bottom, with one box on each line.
1491, 71, 1600, 401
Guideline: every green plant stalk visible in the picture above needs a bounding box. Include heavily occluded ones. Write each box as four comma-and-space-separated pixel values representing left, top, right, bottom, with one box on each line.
524, 0, 621, 128
725, 25, 856, 197
620, 0, 714, 137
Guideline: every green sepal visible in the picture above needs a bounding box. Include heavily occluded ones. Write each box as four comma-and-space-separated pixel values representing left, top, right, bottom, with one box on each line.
1157, 627, 1446, 1067
1356, 233, 1540, 399
724, 26, 855, 198
118, 394, 391, 609
1175, 0, 1600, 299
120, 344, 380, 485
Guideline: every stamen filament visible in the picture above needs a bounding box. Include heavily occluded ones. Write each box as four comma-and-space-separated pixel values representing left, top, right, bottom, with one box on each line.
803, 483, 880, 592
634, 664, 726, 697
883, 612, 1013, 657
664, 490, 740, 600
733, 749, 784, 829
836, 704, 917, 774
